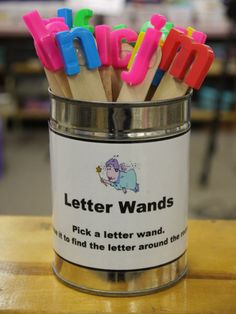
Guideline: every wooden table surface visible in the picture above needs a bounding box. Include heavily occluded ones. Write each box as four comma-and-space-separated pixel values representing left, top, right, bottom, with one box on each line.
0, 216, 235, 314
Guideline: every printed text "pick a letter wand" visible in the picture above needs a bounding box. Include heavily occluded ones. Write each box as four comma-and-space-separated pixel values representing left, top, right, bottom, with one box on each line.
117, 14, 166, 102
152, 29, 215, 100
56, 27, 107, 101
23, 11, 72, 98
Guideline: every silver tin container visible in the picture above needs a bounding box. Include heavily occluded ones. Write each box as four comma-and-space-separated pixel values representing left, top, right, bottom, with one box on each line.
49, 91, 191, 296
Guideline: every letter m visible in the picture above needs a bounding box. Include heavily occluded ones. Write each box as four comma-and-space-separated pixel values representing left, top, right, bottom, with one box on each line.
159, 29, 215, 89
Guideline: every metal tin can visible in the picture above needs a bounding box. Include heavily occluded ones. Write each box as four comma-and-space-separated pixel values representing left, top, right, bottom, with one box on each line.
49, 91, 191, 295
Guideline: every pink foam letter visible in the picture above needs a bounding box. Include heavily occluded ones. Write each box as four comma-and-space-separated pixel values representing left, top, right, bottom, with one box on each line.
95, 25, 112, 66
192, 31, 207, 44
121, 14, 166, 86
110, 28, 138, 68
23, 11, 68, 71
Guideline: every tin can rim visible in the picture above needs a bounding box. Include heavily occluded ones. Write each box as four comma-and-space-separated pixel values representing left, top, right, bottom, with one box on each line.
48, 88, 193, 108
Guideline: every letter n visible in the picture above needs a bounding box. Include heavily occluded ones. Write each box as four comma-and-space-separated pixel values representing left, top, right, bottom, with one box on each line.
56, 28, 101, 76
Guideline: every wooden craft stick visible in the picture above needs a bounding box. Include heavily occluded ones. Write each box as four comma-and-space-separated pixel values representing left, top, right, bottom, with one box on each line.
53, 69, 73, 98
56, 28, 107, 101
67, 43, 107, 101
117, 47, 162, 102
152, 72, 189, 100
99, 66, 113, 101
67, 65, 107, 101
44, 68, 65, 97
45, 68, 72, 98
111, 43, 134, 101
95, 25, 113, 101
111, 68, 122, 101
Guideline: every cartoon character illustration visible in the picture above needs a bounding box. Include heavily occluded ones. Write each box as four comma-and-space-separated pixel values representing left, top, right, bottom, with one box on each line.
96, 158, 139, 194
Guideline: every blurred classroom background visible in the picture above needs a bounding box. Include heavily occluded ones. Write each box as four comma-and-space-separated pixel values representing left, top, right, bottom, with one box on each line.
0, 0, 235, 219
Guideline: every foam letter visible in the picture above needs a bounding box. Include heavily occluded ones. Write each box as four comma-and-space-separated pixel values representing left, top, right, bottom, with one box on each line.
110, 28, 138, 68
73, 9, 94, 33
95, 25, 112, 66
169, 36, 214, 89
57, 8, 73, 29
23, 10, 68, 71
121, 14, 166, 85
56, 27, 101, 76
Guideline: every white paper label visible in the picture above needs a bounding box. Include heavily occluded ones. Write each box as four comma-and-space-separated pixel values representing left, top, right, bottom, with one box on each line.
50, 129, 190, 271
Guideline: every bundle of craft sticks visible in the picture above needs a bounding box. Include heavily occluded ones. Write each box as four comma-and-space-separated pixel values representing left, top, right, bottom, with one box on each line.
23, 8, 215, 103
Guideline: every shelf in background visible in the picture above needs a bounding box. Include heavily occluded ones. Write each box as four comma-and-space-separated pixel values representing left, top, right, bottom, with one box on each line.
207, 70, 236, 77
208, 59, 236, 77
10, 61, 43, 75
1, 107, 235, 123
0, 107, 17, 119
17, 109, 49, 120
0, 108, 49, 120
0, 1, 63, 38
191, 108, 236, 123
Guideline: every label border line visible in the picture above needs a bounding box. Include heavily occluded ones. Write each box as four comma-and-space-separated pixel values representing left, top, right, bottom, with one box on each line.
54, 250, 187, 272
49, 127, 191, 144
